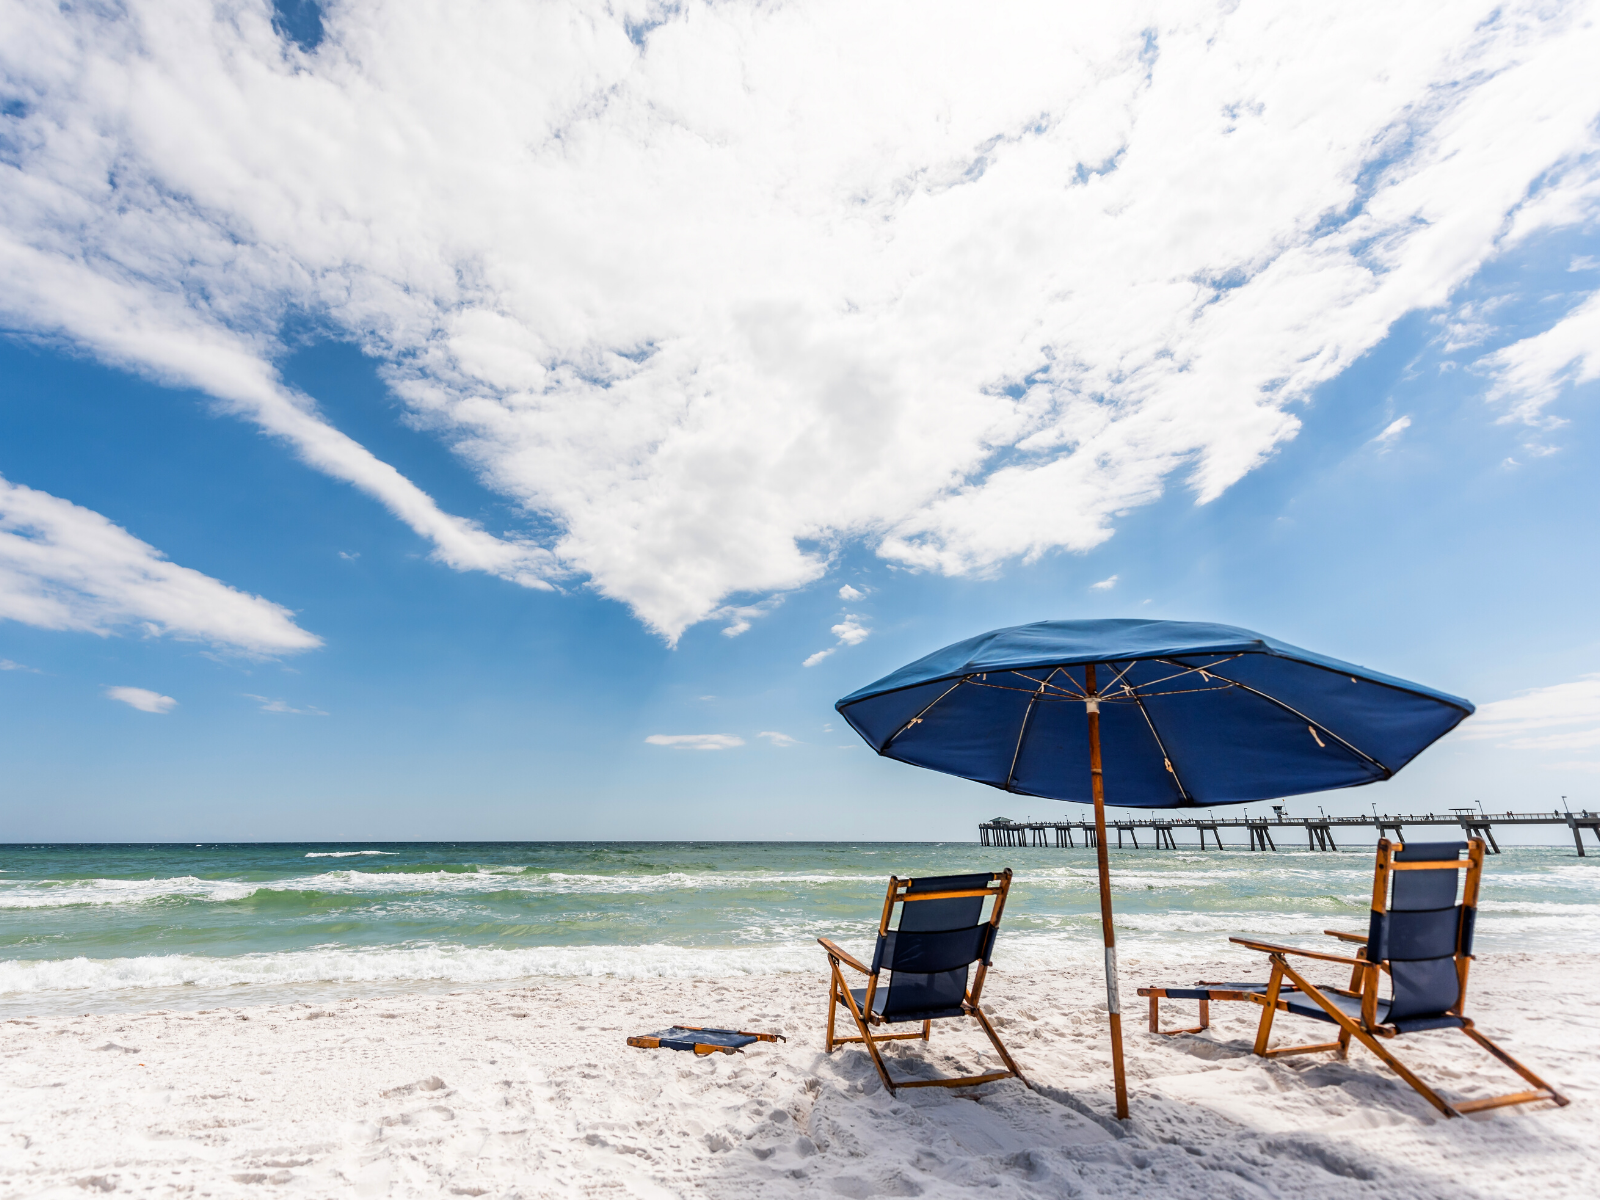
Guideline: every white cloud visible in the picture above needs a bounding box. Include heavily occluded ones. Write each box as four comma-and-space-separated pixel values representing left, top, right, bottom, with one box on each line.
0, 239, 557, 596
244, 694, 328, 715
4, 2, 1600, 641
709, 597, 783, 638
1463, 674, 1600, 752
1372, 415, 1412, 449
1572, 256, 1600, 271
338, 551, 360, 561
643, 733, 744, 750
1482, 290, 1600, 423
757, 730, 797, 747
0, 473, 320, 654
105, 686, 176, 714
804, 612, 870, 665
1090, 574, 1119, 591
831, 617, 871, 646
0, 658, 39, 672
838, 585, 864, 601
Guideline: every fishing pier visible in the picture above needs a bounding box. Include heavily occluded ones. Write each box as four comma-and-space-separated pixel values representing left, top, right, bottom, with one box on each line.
978, 807, 1600, 855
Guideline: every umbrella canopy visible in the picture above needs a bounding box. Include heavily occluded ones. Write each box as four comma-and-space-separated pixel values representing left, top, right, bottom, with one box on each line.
837, 619, 1473, 808
835, 618, 1473, 1119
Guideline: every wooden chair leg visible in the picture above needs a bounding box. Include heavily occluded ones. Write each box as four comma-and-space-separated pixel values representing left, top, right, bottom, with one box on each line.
1253, 961, 1285, 1056
1459, 1022, 1569, 1107
1146, 991, 1209, 1036
837, 978, 896, 1094
970, 1005, 1031, 1090
856, 1026, 896, 1095
825, 964, 841, 1052
921, 1019, 931, 1042
1274, 957, 1458, 1118
1338, 1026, 1352, 1058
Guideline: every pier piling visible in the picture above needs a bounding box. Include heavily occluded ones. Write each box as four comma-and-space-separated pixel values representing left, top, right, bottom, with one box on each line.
977, 809, 1599, 853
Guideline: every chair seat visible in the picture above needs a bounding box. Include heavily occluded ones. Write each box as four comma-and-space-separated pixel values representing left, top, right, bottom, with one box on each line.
1277, 989, 1464, 1033
1282, 989, 1388, 1026
848, 987, 967, 1024
1163, 982, 1298, 1001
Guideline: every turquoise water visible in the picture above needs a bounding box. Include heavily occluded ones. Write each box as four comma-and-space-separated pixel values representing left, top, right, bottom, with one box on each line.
2, 841, 1596, 1016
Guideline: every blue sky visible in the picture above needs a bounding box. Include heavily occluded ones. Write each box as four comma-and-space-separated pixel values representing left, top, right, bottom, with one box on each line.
3, 2, 1600, 840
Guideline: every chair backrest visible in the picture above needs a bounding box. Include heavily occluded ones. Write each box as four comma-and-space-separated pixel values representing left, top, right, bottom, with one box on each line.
868, 870, 1012, 1020
1366, 839, 1483, 1023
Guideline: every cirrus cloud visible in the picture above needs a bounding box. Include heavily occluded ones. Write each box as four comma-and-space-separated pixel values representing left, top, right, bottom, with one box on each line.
0, 473, 319, 654
3, 1, 1599, 643
1463, 674, 1600, 752
1483, 291, 1600, 425
105, 686, 177, 714
244, 694, 329, 716
644, 733, 744, 750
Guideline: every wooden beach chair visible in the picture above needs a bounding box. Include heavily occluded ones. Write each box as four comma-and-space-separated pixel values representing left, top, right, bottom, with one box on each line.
818, 870, 1030, 1095
1137, 838, 1568, 1117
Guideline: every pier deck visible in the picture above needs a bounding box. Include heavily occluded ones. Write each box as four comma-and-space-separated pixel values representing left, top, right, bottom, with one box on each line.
978, 809, 1600, 854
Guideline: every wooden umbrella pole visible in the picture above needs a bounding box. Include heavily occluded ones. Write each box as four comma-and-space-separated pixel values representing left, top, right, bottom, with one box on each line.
1085, 663, 1130, 1119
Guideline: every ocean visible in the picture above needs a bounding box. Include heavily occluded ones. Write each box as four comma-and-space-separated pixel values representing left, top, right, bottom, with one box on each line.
3, 841, 1596, 1018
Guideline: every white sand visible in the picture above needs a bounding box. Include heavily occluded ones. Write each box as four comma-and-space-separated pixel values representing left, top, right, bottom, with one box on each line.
2, 950, 1596, 1199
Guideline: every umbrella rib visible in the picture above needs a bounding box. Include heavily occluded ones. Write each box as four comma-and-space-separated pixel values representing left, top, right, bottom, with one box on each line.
878, 678, 966, 752
1109, 683, 1235, 699
1003, 669, 1080, 698
1129, 687, 1192, 803
1134, 655, 1245, 691
1104, 662, 1138, 695
964, 679, 1044, 695
1003, 671, 1057, 791
1202, 670, 1393, 778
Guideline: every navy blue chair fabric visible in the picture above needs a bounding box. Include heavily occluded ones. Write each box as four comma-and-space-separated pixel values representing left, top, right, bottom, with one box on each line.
649, 1027, 761, 1051
627, 1026, 785, 1054
1160, 982, 1283, 1001
1366, 841, 1468, 1027
862, 872, 997, 1023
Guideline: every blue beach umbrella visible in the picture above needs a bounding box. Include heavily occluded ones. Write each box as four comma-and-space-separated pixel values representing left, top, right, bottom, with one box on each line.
836, 619, 1473, 1117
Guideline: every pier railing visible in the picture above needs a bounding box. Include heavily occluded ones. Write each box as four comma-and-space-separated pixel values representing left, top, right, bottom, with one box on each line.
978, 809, 1600, 855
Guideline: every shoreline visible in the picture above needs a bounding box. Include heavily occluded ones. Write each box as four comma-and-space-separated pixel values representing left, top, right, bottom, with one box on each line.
4, 951, 1595, 1198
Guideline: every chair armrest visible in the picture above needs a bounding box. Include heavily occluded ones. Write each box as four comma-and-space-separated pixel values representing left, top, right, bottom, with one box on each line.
1322, 930, 1368, 944
818, 938, 872, 975
1228, 936, 1367, 967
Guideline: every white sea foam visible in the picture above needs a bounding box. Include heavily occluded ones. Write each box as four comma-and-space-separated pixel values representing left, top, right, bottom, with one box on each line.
304, 851, 396, 858
0, 868, 950, 908
0, 934, 1191, 1006
0, 876, 260, 908
0, 898, 1573, 1007
0, 942, 826, 996
3, 857, 1595, 912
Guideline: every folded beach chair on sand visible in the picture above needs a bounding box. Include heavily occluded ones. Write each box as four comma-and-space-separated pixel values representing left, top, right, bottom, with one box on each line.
1138, 838, 1568, 1118
627, 1026, 784, 1056
818, 870, 1029, 1095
